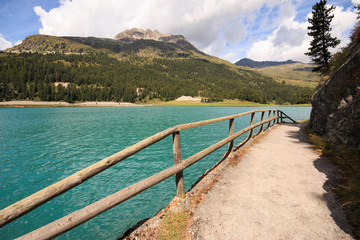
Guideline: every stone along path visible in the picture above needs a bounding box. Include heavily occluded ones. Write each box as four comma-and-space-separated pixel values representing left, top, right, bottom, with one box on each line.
190, 123, 354, 240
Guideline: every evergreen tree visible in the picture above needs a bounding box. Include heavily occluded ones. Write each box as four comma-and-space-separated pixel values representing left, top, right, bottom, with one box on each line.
306, 0, 340, 73
0, 52, 314, 104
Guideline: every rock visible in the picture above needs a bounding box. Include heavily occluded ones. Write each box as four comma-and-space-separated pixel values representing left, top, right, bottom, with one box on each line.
310, 46, 360, 152
114, 28, 171, 41
114, 28, 192, 47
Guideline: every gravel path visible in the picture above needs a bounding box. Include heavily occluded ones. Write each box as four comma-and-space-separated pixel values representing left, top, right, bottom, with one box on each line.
191, 123, 354, 240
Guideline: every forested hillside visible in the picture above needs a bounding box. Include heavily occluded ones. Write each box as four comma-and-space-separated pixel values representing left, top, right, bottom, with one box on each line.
0, 52, 313, 104
235, 58, 298, 68
0, 32, 314, 104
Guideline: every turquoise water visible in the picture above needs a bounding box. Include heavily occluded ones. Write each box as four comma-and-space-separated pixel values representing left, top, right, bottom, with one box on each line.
0, 106, 311, 239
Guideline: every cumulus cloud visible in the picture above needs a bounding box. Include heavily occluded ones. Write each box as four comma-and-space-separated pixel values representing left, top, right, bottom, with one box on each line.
34, 0, 286, 57
0, 34, 13, 50
223, 51, 237, 61
14, 40, 23, 46
246, 3, 357, 62
224, 20, 248, 45
273, 24, 307, 47
331, 6, 357, 50
32, 0, 357, 62
247, 18, 310, 62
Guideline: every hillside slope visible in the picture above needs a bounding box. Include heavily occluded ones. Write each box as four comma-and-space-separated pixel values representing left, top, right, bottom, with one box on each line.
1, 29, 314, 104
257, 63, 320, 88
234, 58, 319, 88
6, 28, 203, 58
234, 58, 298, 68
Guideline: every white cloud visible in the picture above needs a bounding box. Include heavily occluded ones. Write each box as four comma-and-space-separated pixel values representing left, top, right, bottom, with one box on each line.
34, 0, 286, 57
32, 0, 356, 63
14, 40, 23, 46
331, 6, 357, 51
224, 20, 248, 45
246, 4, 358, 62
0, 34, 13, 50
352, 0, 360, 5
223, 51, 237, 60
247, 17, 311, 62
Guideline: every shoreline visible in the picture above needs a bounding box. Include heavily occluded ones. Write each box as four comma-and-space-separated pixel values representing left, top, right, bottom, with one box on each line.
0, 100, 312, 108
0, 101, 142, 107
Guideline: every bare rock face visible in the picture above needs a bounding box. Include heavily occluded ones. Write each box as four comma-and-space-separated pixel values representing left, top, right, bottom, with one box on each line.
113, 28, 199, 53
310, 47, 360, 152
114, 28, 188, 44
114, 28, 168, 40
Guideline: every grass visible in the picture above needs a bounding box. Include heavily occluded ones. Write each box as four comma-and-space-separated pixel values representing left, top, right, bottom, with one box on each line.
305, 124, 360, 239
0, 98, 312, 108
256, 63, 320, 88
159, 211, 191, 240
140, 98, 311, 107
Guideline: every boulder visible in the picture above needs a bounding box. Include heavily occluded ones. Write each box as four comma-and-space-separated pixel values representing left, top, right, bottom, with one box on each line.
310, 47, 360, 152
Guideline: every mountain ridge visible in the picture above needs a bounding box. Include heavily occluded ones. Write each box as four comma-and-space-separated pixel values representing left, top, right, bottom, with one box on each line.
235, 57, 299, 68
1, 29, 314, 105
6, 28, 202, 58
115, 28, 171, 40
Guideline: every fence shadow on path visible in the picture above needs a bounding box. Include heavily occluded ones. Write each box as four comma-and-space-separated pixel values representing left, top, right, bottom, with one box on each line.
285, 122, 354, 236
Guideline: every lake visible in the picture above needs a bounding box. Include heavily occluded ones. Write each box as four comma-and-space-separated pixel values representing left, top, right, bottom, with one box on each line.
0, 106, 311, 239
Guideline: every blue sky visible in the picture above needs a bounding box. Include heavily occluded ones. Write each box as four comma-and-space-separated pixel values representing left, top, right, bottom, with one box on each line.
0, 0, 359, 62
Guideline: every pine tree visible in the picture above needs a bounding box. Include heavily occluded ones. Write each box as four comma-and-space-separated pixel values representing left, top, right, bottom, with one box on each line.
305, 0, 340, 73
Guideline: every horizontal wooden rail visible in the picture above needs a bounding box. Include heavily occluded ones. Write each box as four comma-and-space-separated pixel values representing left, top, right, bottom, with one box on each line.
0, 109, 296, 239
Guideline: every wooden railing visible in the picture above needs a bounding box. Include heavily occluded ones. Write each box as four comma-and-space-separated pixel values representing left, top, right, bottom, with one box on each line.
0, 109, 296, 239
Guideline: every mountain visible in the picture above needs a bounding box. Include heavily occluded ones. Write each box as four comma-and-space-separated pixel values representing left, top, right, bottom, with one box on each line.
234, 58, 319, 88
1, 29, 314, 104
115, 28, 170, 40
256, 62, 320, 88
235, 58, 299, 68
6, 28, 203, 59
114, 28, 193, 48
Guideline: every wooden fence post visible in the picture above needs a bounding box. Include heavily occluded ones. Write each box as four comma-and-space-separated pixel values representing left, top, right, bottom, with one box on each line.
271, 110, 276, 126
255, 112, 265, 136
248, 112, 255, 138
265, 111, 271, 130
172, 131, 185, 197
228, 118, 234, 150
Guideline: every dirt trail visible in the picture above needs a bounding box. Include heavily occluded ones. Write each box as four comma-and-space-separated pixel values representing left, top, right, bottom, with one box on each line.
190, 123, 354, 240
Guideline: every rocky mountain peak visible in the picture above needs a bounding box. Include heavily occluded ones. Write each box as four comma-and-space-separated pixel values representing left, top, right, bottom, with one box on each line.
114, 28, 170, 41
6, 28, 200, 57
113, 28, 190, 45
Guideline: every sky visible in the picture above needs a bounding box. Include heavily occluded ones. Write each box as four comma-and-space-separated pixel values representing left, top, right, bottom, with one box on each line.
0, 0, 359, 63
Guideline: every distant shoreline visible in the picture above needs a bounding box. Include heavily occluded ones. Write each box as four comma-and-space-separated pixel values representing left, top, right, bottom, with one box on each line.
0, 100, 312, 108
0, 101, 142, 107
